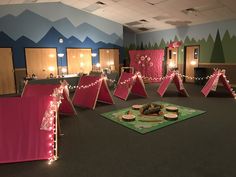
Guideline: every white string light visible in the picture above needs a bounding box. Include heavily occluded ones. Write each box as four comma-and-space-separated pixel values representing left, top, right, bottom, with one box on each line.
66, 70, 236, 99
66, 72, 220, 86
40, 81, 67, 165
67, 73, 143, 90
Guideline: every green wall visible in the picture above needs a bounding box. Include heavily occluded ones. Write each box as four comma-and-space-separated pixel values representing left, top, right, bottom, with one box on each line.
124, 19, 236, 64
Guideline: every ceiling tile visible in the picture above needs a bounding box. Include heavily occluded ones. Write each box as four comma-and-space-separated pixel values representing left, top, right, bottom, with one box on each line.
1, 0, 236, 32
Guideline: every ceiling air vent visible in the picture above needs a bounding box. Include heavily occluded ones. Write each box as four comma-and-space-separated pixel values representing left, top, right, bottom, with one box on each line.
145, 0, 169, 6
140, 19, 148, 23
82, 1, 107, 12
96, 1, 106, 5
182, 8, 199, 16
182, 3, 225, 16
153, 15, 170, 21
165, 20, 192, 26
24, 0, 38, 3
109, 0, 121, 2
138, 27, 151, 31
125, 21, 142, 26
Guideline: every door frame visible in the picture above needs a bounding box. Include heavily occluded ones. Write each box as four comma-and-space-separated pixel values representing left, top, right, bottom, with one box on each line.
98, 48, 120, 72
0, 47, 16, 94
66, 47, 92, 74
166, 47, 179, 72
162, 47, 168, 75
24, 47, 59, 76
183, 45, 200, 82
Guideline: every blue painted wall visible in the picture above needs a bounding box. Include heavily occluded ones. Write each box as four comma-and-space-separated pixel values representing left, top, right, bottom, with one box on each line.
0, 2, 124, 68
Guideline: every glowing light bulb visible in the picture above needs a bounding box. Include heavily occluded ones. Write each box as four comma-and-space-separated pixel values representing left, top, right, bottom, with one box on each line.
61, 68, 67, 73
96, 63, 101, 68
190, 60, 197, 65
109, 61, 114, 65
91, 53, 97, 57
49, 54, 55, 58
80, 53, 84, 58
169, 61, 175, 68
58, 53, 64, 58
48, 66, 55, 72
80, 62, 84, 67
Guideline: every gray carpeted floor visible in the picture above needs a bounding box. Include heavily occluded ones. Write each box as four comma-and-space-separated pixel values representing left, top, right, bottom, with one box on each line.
0, 83, 236, 177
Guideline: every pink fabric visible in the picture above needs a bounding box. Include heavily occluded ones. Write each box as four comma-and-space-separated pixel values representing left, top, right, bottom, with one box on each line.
157, 70, 188, 97
201, 71, 235, 97
219, 75, 235, 97
22, 84, 76, 115
0, 96, 53, 163
114, 72, 134, 100
157, 71, 173, 97
73, 76, 113, 109
131, 76, 148, 98
22, 84, 60, 97
201, 71, 219, 97
114, 72, 147, 100
72, 75, 101, 109
172, 73, 189, 96
59, 98, 76, 115
97, 80, 114, 104
129, 49, 164, 82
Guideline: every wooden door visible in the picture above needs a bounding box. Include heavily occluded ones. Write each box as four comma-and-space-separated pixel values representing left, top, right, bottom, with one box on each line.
25, 48, 57, 79
166, 47, 178, 71
67, 48, 92, 74
185, 46, 199, 83
99, 49, 119, 72
0, 48, 16, 95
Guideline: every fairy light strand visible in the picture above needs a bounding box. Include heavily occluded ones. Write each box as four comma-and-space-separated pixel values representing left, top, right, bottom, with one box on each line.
66, 70, 236, 99
66, 72, 223, 86
40, 82, 66, 165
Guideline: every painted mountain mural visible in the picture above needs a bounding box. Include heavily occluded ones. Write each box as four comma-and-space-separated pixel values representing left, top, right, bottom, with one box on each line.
0, 10, 122, 46
210, 30, 225, 63
0, 27, 123, 67
0, 10, 52, 42
0, 10, 123, 68
0, 32, 15, 46
126, 29, 236, 63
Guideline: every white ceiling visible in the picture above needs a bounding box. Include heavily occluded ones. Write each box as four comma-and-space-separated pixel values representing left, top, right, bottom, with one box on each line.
1, 0, 236, 33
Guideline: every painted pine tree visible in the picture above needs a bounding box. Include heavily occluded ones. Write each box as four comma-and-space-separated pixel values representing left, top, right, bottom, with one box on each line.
153, 42, 159, 49
159, 39, 166, 49
174, 35, 179, 42
222, 30, 235, 63
140, 42, 144, 50
210, 29, 225, 63
198, 34, 214, 63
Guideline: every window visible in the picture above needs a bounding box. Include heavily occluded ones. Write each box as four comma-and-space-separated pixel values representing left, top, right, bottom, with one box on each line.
194, 48, 199, 59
